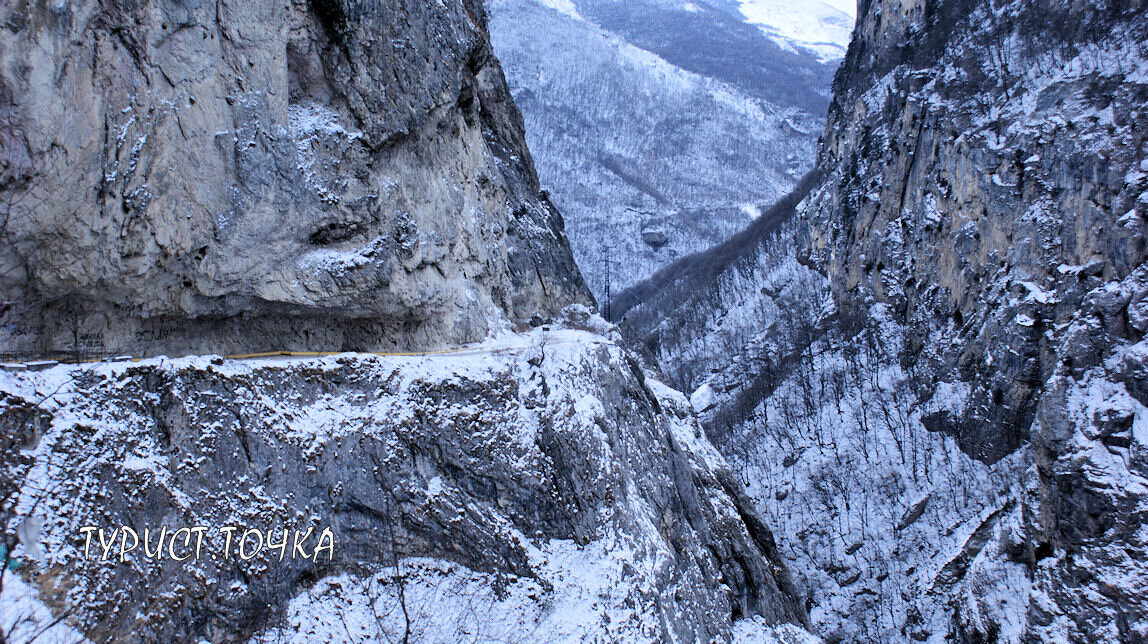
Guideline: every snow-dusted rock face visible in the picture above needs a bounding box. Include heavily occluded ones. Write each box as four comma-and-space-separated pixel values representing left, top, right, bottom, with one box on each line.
806, 0, 1148, 463
800, 2, 1148, 634
0, 2, 819, 641
0, 0, 588, 358
618, 0, 1148, 640
487, 0, 832, 299
613, 173, 826, 393
1, 326, 807, 642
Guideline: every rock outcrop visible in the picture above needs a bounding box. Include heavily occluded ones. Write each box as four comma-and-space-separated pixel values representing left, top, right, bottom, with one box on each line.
0, 0, 589, 358
1, 325, 807, 642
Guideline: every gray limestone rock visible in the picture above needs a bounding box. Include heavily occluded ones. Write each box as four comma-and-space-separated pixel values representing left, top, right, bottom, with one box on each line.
0, 0, 589, 359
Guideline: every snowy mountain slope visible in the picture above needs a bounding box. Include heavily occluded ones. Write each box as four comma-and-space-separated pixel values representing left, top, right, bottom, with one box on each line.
487, 0, 831, 300
612, 172, 824, 391
254, 552, 818, 643
619, 196, 1147, 641
574, 0, 835, 112
0, 319, 809, 642
723, 300, 1039, 642
616, 208, 1041, 640
735, 0, 855, 62
618, 0, 1148, 640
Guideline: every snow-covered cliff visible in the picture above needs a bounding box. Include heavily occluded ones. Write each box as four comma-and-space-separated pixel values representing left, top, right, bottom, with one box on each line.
1, 320, 811, 642
619, 0, 1148, 640
0, 1, 813, 642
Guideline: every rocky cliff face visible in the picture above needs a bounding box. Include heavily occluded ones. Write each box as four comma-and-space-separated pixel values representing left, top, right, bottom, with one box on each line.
0, 0, 588, 358
1, 324, 808, 642
800, 0, 1148, 638
619, 0, 1148, 640
805, 0, 1148, 463
0, 2, 815, 642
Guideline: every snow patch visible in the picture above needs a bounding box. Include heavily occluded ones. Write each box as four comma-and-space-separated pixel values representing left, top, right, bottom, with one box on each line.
537, 0, 580, 20
737, 0, 855, 62
1, 573, 92, 644
690, 382, 718, 413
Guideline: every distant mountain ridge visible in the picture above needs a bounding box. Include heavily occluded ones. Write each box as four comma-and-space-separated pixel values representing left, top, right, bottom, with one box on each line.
488, 0, 840, 301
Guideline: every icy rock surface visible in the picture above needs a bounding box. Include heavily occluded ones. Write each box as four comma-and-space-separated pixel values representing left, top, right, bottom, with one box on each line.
1, 328, 807, 642
0, 0, 588, 357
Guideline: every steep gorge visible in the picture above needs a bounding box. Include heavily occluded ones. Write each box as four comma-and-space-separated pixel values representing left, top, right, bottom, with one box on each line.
486, 0, 833, 298
0, 1, 811, 642
6, 0, 1147, 641
619, 0, 1148, 640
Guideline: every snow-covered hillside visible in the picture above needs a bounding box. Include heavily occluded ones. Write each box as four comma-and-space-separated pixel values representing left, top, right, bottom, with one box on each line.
488, 0, 834, 300
736, 0, 855, 62
619, 206, 1148, 641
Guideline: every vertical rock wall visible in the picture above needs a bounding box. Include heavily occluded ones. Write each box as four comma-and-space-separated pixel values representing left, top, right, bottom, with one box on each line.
800, 0, 1148, 638
617, 0, 1148, 639
804, 0, 1148, 462
0, 0, 589, 358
